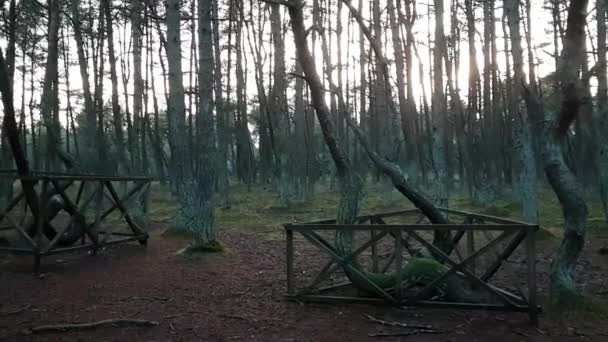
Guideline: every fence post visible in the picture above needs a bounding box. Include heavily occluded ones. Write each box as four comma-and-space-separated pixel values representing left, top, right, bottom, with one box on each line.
286, 226, 295, 296
394, 229, 403, 303
526, 226, 538, 325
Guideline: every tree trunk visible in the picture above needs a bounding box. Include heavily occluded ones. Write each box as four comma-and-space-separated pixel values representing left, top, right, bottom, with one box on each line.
0, 48, 40, 224
102, 0, 127, 174
69, 0, 97, 169
131, 0, 144, 173
40, 0, 62, 171
166, 0, 188, 185
505, 0, 539, 224
596, 0, 608, 222
546, 0, 589, 305
429, 0, 451, 252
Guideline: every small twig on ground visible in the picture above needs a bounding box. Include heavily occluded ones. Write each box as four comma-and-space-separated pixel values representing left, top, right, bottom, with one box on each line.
369, 331, 417, 337
0, 304, 31, 316
363, 313, 432, 330
511, 328, 532, 337
163, 314, 180, 319
219, 314, 252, 322
28, 319, 159, 334
235, 287, 251, 296
126, 296, 171, 303
369, 329, 442, 337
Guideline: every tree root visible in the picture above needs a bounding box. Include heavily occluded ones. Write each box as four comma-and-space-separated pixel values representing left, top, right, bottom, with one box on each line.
368, 330, 443, 337
363, 313, 432, 330
28, 319, 159, 334
364, 313, 446, 338
0, 304, 31, 317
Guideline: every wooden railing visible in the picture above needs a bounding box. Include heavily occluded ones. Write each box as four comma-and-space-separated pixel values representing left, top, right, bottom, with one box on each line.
0, 173, 152, 270
284, 208, 540, 323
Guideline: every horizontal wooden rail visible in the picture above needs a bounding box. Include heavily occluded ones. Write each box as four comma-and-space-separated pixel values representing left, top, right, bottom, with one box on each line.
285, 223, 538, 232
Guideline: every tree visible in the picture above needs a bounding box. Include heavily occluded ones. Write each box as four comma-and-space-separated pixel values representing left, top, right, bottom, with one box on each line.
545, 0, 589, 304
596, 0, 608, 222
509, 0, 589, 304
505, 0, 539, 224
69, 0, 97, 169
102, 0, 127, 173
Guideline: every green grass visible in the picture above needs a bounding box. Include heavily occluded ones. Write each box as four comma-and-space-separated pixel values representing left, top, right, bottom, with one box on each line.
145, 180, 607, 241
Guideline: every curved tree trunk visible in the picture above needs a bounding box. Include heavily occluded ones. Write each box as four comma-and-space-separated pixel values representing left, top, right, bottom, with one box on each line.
509, 0, 588, 305
0, 48, 40, 223
546, 0, 589, 305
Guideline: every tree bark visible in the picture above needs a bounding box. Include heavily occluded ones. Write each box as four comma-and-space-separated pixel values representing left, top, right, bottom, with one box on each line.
166, 0, 188, 184
69, 0, 97, 168
546, 0, 589, 304
596, 0, 608, 222
505, 0, 539, 224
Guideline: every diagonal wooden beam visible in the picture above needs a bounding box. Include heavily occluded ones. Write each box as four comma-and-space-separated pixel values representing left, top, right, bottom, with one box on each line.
381, 250, 397, 274
44, 180, 92, 252
75, 180, 86, 204
302, 230, 390, 293
85, 181, 146, 234
104, 181, 148, 237
0, 190, 24, 223
374, 216, 420, 257
481, 231, 527, 282
406, 230, 519, 308
3, 212, 37, 249
300, 231, 397, 303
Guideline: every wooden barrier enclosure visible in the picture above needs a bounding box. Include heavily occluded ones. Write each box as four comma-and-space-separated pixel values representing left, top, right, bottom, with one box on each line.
284, 208, 540, 323
0, 172, 152, 270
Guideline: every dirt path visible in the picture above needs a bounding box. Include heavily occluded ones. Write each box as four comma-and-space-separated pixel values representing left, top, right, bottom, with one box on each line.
1, 228, 607, 342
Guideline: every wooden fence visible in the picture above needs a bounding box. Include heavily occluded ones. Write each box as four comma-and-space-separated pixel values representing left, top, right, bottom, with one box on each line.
0, 172, 152, 270
284, 208, 540, 323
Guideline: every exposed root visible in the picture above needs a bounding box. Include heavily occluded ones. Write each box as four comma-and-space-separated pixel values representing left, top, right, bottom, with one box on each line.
28, 319, 159, 334
363, 313, 432, 330
0, 304, 31, 317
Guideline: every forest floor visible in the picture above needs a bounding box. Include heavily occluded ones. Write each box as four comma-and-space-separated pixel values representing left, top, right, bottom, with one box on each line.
1, 182, 608, 341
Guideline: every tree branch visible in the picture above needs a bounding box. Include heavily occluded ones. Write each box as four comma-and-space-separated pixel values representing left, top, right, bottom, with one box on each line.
29, 319, 159, 334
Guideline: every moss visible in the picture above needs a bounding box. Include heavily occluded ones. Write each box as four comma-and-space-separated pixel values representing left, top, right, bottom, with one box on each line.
482, 205, 512, 217
587, 217, 608, 234
346, 257, 483, 302
536, 227, 558, 241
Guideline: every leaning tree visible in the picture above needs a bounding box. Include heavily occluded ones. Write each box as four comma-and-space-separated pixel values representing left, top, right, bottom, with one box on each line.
265, 0, 480, 302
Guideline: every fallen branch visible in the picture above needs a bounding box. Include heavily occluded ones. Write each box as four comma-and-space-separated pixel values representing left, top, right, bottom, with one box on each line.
0, 304, 31, 316
234, 287, 251, 296
363, 313, 433, 330
369, 329, 443, 337
29, 319, 159, 333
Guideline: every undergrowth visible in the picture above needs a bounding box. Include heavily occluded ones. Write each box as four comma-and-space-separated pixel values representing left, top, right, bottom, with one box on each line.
144, 180, 606, 241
